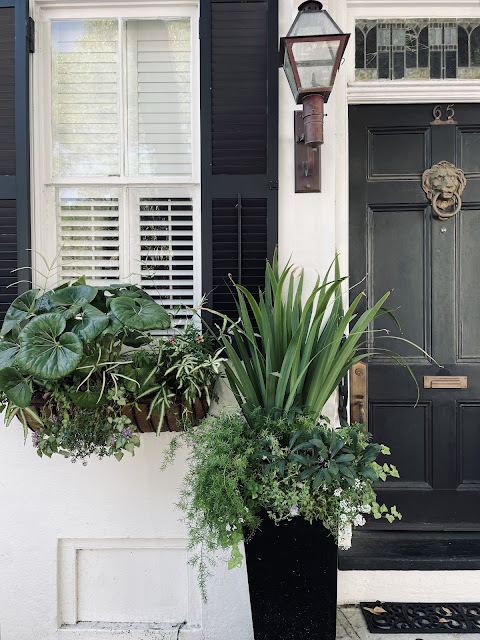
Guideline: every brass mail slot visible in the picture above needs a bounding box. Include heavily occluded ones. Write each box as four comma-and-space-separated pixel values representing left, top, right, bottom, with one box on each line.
424, 376, 467, 389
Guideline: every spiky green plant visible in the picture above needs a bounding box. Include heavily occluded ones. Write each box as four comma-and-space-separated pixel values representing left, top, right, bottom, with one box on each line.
216, 251, 398, 420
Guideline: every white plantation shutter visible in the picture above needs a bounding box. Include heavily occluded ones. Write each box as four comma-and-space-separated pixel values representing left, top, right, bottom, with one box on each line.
51, 20, 120, 177
130, 191, 196, 328
58, 189, 121, 285
45, 12, 200, 318
126, 19, 192, 177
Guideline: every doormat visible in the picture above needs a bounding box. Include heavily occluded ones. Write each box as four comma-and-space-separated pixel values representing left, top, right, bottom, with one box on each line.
361, 603, 480, 633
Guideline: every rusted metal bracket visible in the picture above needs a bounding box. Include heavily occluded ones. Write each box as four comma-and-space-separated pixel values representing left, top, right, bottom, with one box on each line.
294, 112, 321, 193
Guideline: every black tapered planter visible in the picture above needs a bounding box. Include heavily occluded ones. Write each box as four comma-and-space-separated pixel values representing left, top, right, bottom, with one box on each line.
245, 514, 338, 640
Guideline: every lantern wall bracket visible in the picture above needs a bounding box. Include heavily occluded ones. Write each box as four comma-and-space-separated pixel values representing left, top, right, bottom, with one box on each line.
294, 111, 321, 193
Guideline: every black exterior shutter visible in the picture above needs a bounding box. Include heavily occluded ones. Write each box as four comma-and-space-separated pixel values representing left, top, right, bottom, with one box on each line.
0, 0, 31, 318
200, 0, 278, 320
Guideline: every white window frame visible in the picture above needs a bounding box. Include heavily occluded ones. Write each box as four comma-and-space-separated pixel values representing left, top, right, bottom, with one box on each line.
30, 0, 201, 307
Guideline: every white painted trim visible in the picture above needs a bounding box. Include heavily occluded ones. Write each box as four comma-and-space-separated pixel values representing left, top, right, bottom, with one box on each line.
36, 0, 198, 7
348, 80, 480, 104
348, 0, 480, 6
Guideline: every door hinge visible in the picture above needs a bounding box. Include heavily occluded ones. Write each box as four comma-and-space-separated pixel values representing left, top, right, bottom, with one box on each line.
27, 17, 35, 53
268, 180, 279, 190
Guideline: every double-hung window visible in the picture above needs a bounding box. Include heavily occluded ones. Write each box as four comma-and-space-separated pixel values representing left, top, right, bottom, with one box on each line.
33, 2, 200, 328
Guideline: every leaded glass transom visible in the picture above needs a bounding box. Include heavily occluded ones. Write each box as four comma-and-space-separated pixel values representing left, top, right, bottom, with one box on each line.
355, 19, 480, 80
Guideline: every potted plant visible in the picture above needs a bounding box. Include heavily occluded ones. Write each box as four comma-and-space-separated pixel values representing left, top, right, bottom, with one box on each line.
175, 251, 423, 639
0, 279, 224, 463
179, 410, 400, 640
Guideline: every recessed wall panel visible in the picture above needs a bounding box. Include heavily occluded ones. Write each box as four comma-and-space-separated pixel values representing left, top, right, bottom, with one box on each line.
76, 547, 188, 623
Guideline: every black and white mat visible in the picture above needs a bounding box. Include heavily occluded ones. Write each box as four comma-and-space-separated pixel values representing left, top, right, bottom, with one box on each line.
361, 603, 480, 633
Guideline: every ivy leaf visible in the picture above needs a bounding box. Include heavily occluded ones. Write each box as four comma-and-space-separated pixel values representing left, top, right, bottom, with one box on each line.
17, 314, 83, 380
0, 368, 32, 408
1, 289, 40, 336
110, 297, 170, 331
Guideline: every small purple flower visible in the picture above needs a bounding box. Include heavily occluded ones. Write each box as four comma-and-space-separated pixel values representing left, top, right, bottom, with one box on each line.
290, 505, 299, 517
121, 427, 132, 438
49, 415, 58, 423
31, 432, 40, 448
110, 436, 117, 445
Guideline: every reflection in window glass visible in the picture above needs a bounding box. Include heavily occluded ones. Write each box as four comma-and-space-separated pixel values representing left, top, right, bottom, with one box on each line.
355, 19, 480, 80
51, 21, 120, 177
126, 19, 192, 177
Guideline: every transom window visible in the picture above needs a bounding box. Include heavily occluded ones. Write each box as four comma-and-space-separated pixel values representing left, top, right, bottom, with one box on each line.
355, 19, 480, 81
33, 4, 200, 330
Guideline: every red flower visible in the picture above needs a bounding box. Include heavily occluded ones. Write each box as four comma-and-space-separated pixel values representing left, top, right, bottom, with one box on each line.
198, 335, 204, 343
170, 338, 177, 343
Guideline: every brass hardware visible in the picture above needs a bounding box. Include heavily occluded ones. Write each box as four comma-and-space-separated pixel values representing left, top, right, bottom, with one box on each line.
430, 104, 457, 125
422, 161, 466, 221
350, 362, 367, 428
424, 376, 467, 389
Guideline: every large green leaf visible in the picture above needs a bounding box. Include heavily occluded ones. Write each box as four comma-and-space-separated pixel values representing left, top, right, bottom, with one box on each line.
1, 289, 40, 336
0, 339, 19, 368
69, 388, 107, 408
17, 314, 83, 380
34, 291, 57, 315
123, 330, 151, 347
0, 367, 32, 408
70, 304, 109, 342
110, 297, 170, 331
51, 285, 97, 307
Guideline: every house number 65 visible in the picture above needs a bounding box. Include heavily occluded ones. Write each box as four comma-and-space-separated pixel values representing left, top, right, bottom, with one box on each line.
431, 104, 456, 125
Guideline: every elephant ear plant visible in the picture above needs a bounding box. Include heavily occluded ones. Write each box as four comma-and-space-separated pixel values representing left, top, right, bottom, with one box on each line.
0, 279, 224, 463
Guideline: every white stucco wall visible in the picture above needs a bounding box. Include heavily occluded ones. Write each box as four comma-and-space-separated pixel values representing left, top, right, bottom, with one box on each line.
0, 387, 255, 640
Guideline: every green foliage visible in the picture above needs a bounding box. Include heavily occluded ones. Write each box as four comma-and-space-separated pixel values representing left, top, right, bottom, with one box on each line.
216, 250, 394, 420
178, 410, 400, 600
0, 279, 224, 461
30, 388, 140, 464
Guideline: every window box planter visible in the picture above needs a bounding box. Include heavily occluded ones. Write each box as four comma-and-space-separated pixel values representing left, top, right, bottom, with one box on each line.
24, 394, 210, 434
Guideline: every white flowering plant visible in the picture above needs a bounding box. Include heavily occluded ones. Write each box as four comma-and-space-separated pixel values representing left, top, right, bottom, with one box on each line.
178, 409, 400, 597
249, 414, 401, 543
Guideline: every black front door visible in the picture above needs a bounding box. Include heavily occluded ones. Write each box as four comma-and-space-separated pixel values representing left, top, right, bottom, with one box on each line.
350, 104, 480, 530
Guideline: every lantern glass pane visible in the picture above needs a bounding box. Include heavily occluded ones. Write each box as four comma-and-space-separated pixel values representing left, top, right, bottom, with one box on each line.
288, 11, 342, 37
292, 39, 340, 89
283, 49, 300, 99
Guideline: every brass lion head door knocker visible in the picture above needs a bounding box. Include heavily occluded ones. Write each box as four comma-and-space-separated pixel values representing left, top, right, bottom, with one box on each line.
422, 160, 467, 221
